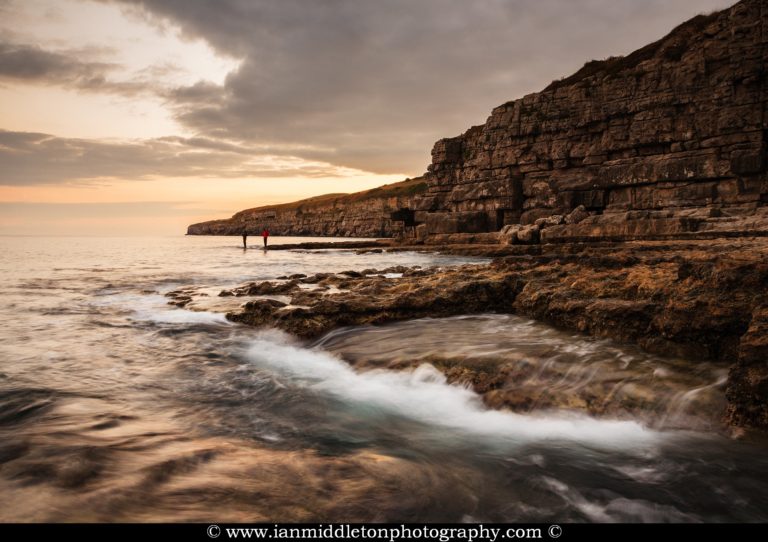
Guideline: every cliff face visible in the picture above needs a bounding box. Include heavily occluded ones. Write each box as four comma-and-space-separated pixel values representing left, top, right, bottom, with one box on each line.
189, 0, 767, 242
184, 0, 768, 431
187, 178, 427, 237
405, 0, 767, 241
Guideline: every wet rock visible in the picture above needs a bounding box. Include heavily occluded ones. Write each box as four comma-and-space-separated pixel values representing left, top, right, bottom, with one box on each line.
164, 289, 196, 308
300, 273, 334, 284
230, 280, 300, 296
226, 237, 768, 430
403, 267, 431, 278
380, 266, 409, 274
227, 263, 520, 339
727, 304, 768, 429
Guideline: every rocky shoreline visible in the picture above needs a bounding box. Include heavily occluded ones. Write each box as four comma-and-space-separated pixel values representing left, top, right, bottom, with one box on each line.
167, 237, 768, 431
180, 0, 768, 432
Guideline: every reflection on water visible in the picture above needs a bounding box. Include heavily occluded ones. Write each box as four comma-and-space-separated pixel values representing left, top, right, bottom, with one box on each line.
0, 236, 766, 522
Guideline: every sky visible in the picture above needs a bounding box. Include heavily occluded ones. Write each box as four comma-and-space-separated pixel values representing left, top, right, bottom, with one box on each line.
0, 0, 735, 236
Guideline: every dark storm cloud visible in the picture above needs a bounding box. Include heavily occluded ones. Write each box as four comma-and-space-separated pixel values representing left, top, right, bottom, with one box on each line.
103, 0, 734, 175
0, 129, 352, 185
0, 40, 155, 95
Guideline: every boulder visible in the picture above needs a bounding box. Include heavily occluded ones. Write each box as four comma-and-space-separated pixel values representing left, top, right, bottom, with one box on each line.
534, 215, 565, 228
565, 205, 590, 225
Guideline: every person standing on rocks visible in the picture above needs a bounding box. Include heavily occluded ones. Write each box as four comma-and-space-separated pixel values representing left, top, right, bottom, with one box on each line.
241, 229, 247, 249
262, 228, 270, 248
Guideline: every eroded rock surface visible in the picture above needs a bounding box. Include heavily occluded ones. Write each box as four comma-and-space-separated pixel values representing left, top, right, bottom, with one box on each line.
189, 0, 768, 244
211, 238, 768, 430
404, 0, 768, 241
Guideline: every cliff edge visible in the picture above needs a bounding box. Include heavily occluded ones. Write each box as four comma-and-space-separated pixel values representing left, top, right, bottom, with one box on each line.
187, 177, 427, 237
401, 0, 768, 243
185, 0, 768, 429
190, 0, 768, 243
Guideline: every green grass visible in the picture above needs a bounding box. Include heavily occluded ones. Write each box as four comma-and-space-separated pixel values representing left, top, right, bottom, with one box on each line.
232, 177, 428, 218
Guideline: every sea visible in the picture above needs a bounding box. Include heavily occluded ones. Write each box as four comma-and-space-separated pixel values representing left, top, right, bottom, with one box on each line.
0, 235, 766, 522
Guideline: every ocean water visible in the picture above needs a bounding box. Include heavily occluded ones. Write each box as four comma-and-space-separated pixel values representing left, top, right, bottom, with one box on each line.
0, 235, 766, 522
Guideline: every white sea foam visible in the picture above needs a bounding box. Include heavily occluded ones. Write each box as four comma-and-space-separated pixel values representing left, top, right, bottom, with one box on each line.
129, 294, 231, 325
245, 330, 659, 448
143, 309, 230, 325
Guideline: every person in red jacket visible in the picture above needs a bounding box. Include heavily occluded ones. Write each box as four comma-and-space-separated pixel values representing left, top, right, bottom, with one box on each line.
262, 228, 269, 248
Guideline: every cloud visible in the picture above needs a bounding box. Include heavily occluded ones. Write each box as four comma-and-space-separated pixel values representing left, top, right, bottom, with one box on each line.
0, 41, 100, 79
100, 0, 734, 175
0, 129, 364, 185
0, 39, 157, 95
0, 200, 212, 218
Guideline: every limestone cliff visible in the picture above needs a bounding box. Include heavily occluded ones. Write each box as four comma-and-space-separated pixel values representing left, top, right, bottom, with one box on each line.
183, 0, 768, 431
187, 177, 427, 237
404, 0, 768, 241
189, 0, 767, 242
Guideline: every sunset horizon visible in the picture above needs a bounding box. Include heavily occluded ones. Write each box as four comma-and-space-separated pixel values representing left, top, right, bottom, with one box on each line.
3, 0, 768, 530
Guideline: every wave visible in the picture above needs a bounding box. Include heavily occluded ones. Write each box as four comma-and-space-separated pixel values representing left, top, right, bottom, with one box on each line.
244, 330, 659, 449
125, 294, 231, 326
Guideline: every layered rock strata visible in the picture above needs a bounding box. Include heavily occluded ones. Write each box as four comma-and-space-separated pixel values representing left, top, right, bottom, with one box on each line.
189, 0, 767, 243
401, 0, 768, 241
187, 178, 427, 237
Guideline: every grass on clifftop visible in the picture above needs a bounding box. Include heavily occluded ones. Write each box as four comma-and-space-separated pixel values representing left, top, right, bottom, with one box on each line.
544, 11, 720, 92
234, 177, 428, 217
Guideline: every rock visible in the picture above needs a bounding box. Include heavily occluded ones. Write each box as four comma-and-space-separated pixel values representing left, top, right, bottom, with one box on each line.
415, 224, 428, 242
227, 264, 521, 338
499, 224, 523, 245
534, 215, 565, 228
424, 211, 490, 234
187, 177, 428, 238
390, 0, 766, 243
403, 268, 431, 278
230, 280, 299, 296
300, 273, 334, 284
189, 1, 768, 245
225, 237, 768, 430
516, 224, 541, 244
564, 205, 590, 225
498, 224, 540, 244
380, 265, 409, 274
727, 304, 768, 429
164, 289, 195, 307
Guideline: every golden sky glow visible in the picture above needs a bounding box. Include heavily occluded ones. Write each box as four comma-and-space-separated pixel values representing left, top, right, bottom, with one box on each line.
0, 0, 735, 235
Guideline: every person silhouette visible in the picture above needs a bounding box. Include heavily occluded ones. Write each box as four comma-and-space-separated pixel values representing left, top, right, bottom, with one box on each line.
262, 228, 269, 248
241, 229, 247, 249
